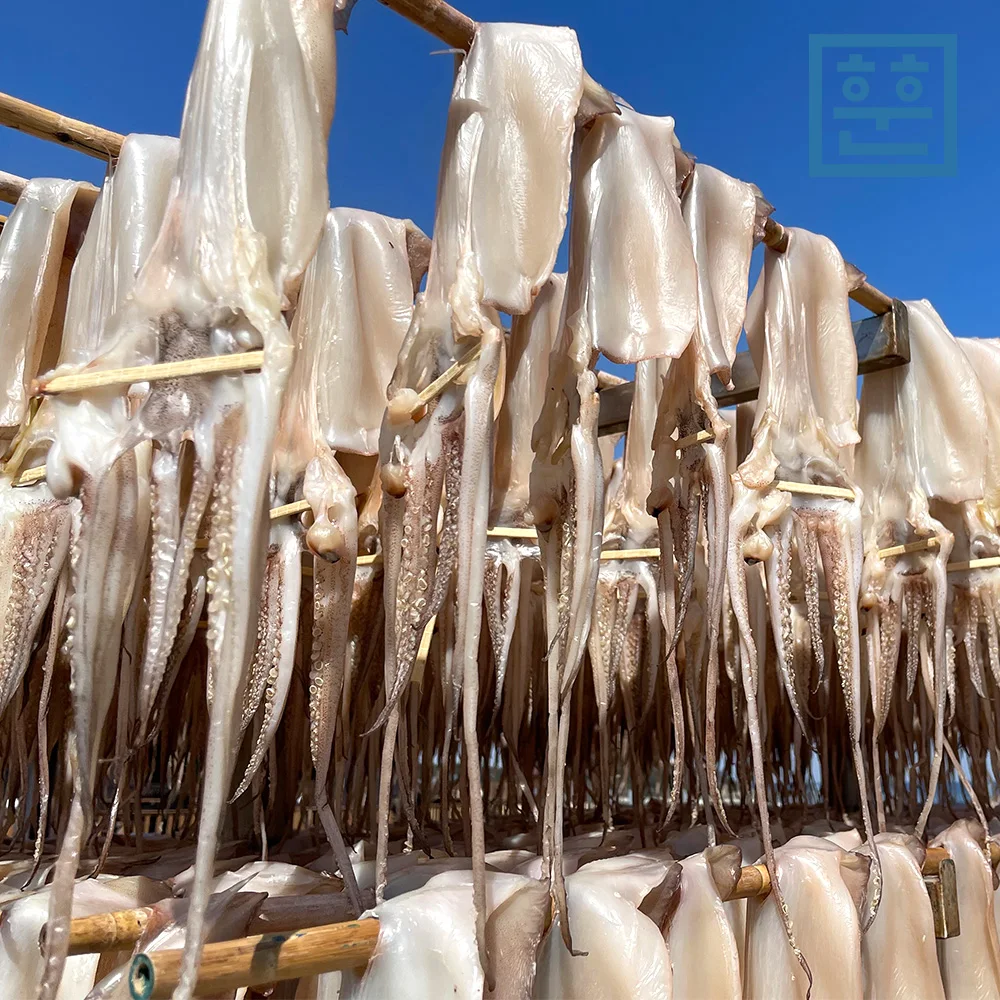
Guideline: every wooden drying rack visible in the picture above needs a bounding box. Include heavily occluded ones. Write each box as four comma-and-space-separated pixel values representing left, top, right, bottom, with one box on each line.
0, 5, 981, 992
44, 838, 989, 996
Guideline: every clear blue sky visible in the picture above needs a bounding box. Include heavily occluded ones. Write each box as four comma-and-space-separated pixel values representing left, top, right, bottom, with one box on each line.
2, 0, 996, 348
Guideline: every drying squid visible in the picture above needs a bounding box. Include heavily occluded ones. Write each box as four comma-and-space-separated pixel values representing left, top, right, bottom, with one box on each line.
951, 337, 1000, 792
533, 855, 676, 1000
647, 163, 759, 836
592, 359, 662, 839
486, 272, 564, 829
744, 837, 869, 999
18, 134, 179, 998
525, 92, 701, 949
0, 176, 97, 739
25, 0, 338, 994
664, 846, 743, 998
0, 178, 95, 443
933, 819, 1000, 999
857, 301, 986, 833
259, 207, 427, 910
343, 870, 546, 1000
860, 833, 945, 1000
728, 227, 879, 978
377, 23, 585, 975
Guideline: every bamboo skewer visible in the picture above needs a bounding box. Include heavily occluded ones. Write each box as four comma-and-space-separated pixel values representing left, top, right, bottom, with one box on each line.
601, 547, 661, 562
486, 525, 539, 540
487, 524, 662, 561
0, 90, 124, 160
877, 537, 941, 559
128, 918, 379, 999
675, 429, 715, 451
33, 351, 265, 395
270, 499, 311, 521
774, 480, 856, 501
403, 342, 483, 417
948, 556, 1000, 573
9, 464, 46, 487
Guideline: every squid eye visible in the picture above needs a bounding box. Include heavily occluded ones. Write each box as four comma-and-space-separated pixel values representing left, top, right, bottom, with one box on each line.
382, 463, 407, 498
307, 521, 346, 562
742, 530, 773, 564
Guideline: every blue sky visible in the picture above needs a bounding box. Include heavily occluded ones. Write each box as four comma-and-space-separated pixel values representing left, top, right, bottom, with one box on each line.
2, 0, 996, 354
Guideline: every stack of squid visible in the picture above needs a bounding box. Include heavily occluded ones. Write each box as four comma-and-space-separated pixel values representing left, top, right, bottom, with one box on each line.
0, 0, 998, 997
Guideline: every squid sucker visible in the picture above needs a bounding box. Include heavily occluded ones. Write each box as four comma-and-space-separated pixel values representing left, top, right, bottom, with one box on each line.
5, 5, 1000, 1000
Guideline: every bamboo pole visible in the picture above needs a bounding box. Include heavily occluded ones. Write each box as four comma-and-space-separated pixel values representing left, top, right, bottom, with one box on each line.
62, 906, 154, 956
128, 918, 379, 999
33, 350, 264, 395
723, 863, 771, 900
0, 169, 28, 205
0, 91, 124, 160
377, 0, 475, 48
58, 892, 360, 957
